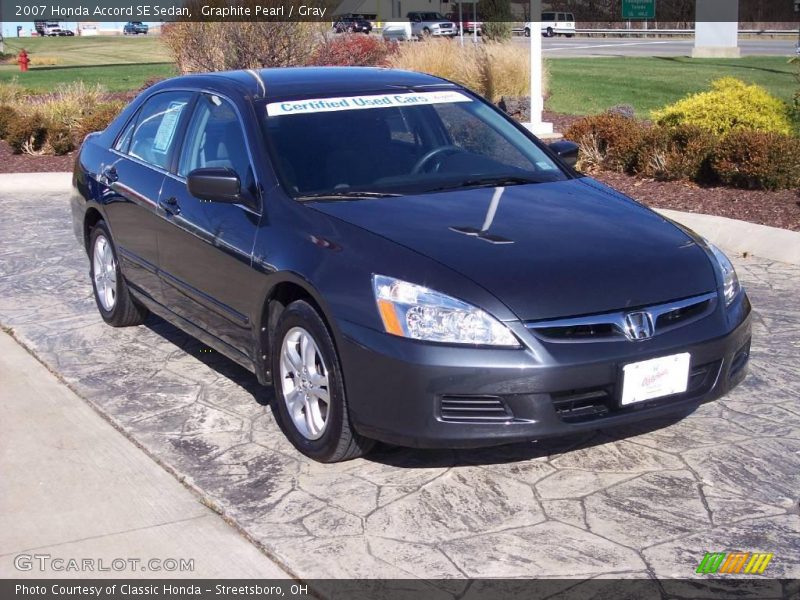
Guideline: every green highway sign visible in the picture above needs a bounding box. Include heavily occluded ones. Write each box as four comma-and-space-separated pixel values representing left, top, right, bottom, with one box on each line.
622, 0, 656, 19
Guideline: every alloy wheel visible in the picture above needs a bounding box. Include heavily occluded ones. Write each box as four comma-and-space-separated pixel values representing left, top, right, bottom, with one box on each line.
93, 234, 117, 311
279, 327, 331, 440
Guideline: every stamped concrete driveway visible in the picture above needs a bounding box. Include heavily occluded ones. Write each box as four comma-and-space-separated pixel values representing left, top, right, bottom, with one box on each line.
1, 176, 799, 585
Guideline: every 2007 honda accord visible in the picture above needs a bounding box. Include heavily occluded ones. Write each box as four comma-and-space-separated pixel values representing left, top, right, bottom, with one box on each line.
71, 67, 752, 462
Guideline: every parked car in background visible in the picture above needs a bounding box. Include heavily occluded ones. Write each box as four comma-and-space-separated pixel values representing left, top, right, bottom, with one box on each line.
71, 67, 751, 463
446, 12, 483, 35
525, 12, 576, 37
382, 21, 413, 41
333, 16, 373, 34
407, 12, 458, 38
123, 21, 149, 35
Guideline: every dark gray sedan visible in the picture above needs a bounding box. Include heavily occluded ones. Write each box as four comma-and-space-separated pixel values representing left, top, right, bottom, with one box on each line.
70, 67, 751, 462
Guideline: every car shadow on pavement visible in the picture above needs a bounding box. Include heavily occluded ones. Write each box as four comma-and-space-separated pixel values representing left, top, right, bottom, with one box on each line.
145, 314, 273, 407
145, 313, 689, 468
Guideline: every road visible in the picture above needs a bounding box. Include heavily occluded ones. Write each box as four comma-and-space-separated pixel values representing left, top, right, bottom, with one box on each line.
1, 173, 799, 589
509, 36, 798, 57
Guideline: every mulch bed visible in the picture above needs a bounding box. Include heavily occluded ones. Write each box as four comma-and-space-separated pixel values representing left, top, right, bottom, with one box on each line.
2, 109, 798, 232
0, 141, 75, 174
594, 171, 800, 232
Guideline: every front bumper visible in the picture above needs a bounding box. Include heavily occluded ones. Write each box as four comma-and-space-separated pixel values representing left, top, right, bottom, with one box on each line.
338, 293, 752, 448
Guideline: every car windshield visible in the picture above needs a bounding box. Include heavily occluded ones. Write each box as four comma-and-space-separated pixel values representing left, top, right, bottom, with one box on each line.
259, 89, 568, 199
418, 13, 445, 20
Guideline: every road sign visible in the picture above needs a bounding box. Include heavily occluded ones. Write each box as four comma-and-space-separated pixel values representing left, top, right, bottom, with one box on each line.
622, 0, 656, 20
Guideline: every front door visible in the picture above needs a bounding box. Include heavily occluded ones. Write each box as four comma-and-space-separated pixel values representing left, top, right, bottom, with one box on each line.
157, 92, 263, 356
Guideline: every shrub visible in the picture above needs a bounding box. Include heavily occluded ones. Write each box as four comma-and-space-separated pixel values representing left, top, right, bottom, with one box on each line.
74, 102, 124, 141
162, 9, 324, 73
481, 42, 532, 102
632, 125, 717, 182
310, 34, 397, 67
711, 130, 800, 190
31, 82, 106, 132
481, 22, 513, 42
789, 56, 800, 134
564, 112, 646, 172
0, 104, 17, 139
0, 79, 25, 104
46, 123, 75, 155
652, 77, 792, 136
388, 40, 534, 103
6, 113, 48, 154
478, 0, 513, 41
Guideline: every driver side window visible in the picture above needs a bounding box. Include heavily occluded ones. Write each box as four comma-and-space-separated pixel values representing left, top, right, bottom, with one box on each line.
178, 93, 256, 195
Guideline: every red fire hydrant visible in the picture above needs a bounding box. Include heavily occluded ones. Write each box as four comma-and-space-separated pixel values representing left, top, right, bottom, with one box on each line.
18, 49, 30, 72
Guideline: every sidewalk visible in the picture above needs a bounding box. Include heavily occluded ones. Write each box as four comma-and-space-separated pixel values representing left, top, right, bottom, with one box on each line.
0, 330, 291, 579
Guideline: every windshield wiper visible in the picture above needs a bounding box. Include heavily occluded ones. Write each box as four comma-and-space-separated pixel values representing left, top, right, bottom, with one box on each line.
295, 191, 401, 201
428, 175, 546, 193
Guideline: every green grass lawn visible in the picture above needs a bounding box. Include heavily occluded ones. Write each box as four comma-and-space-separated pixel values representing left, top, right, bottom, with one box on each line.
1, 35, 168, 66
0, 36, 174, 92
547, 56, 797, 117
0, 63, 176, 92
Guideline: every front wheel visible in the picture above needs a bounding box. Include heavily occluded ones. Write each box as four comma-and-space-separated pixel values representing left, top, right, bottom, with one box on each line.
272, 300, 374, 462
524, 27, 531, 37
89, 221, 148, 327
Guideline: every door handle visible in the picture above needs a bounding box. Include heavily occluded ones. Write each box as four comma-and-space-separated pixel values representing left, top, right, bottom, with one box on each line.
101, 165, 118, 183
160, 196, 181, 216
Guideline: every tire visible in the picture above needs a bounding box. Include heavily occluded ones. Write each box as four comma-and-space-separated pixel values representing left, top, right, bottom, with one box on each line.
422, 27, 431, 37
271, 300, 374, 462
546, 27, 554, 37
524, 27, 530, 37
89, 221, 148, 327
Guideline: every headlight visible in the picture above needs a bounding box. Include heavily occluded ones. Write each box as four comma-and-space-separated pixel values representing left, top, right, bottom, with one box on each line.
372, 275, 519, 347
705, 241, 740, 306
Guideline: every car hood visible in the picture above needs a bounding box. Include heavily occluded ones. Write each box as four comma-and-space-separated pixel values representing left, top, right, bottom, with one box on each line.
308, 178, 717, 322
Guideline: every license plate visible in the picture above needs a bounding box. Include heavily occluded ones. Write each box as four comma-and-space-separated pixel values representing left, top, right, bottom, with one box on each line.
621, 353, 691, 406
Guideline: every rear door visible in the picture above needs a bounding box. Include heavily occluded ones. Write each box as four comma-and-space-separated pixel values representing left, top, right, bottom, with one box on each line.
156, 92, 263, 355
102, 90, 193, 301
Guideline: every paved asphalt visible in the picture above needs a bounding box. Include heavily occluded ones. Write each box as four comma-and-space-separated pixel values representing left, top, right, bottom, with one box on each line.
510, 36, 799, 57
0, 174, 798, 587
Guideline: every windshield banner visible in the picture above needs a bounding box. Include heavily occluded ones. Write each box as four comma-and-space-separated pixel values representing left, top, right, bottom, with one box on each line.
266, 91, 472, 117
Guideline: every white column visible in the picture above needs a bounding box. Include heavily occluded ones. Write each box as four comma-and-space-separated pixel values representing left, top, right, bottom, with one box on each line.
523, 0, 553, 136
693, 0, 740, 58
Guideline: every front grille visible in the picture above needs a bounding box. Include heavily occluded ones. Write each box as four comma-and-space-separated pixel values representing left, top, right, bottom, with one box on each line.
526, 292, 717, 343
552, 359, 722, 424
439, 395, 513, 423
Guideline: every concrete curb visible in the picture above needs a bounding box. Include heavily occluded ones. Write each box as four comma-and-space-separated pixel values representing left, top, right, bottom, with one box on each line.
655, 208, 800, 266
0, 172, 72, 193
1, 173, 797, 265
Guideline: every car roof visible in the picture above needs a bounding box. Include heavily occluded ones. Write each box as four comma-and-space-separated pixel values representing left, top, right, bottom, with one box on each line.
151, 67, 457, 102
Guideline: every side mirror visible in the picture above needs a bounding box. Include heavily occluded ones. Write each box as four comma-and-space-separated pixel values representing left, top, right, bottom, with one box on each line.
187, 167, 241, 203
549, 140, 580, 169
